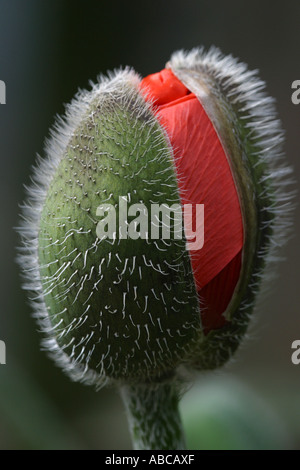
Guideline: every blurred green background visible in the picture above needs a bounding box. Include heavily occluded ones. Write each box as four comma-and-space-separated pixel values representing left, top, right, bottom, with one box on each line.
0, 0, 299, 449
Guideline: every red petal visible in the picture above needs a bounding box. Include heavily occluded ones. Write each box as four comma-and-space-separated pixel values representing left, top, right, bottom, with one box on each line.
200, 250, 242, 332
141, 69, 190, 106
140, 70, 244, 332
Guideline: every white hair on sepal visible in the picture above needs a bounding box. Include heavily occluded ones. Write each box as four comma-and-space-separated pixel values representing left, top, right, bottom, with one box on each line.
17, 64, 198, 387
16, 68, 153, 389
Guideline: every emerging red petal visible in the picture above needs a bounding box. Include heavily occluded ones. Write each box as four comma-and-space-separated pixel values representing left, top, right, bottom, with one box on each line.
141, 68, 190, 106
200, 250, 242, 332
140, 69, 244, 332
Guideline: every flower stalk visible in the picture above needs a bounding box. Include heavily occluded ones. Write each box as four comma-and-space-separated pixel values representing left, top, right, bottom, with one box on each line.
121, 381, 185, 450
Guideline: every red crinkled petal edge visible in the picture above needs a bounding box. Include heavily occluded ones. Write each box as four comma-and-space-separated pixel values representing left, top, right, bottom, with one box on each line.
140, 69, 243, 333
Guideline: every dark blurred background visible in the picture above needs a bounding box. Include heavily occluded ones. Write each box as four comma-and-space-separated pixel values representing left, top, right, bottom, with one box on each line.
0, 0, 299, 449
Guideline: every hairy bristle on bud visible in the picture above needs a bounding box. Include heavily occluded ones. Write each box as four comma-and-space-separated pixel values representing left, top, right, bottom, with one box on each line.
18, 69, 202, 388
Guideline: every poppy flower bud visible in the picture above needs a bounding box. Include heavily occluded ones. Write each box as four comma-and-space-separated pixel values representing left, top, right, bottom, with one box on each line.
18, 47, 293, 388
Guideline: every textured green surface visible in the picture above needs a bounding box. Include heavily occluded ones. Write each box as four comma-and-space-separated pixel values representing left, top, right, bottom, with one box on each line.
38, 82, 201, 382
122, 382, 186, 450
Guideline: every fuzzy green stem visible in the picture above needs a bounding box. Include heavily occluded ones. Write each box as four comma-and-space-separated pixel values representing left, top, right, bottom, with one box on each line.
120, 381, 186, 450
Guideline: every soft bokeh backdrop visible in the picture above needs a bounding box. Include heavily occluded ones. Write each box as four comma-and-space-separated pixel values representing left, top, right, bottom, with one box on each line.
0, 0, 299, 449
